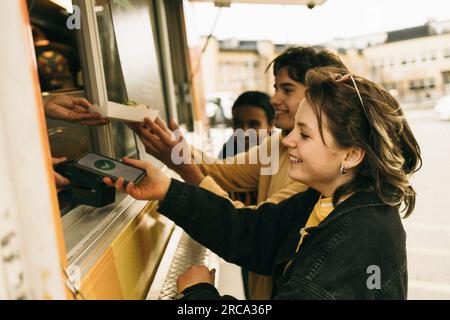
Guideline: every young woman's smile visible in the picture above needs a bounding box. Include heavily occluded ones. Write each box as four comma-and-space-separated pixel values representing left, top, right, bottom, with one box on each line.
289, 154, 303, 164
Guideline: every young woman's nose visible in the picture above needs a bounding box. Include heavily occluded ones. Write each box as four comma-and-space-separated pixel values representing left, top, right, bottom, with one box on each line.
282, 131, 296, 148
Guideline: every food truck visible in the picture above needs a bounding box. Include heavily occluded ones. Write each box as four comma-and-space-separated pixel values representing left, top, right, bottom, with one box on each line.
0, 0, 325, 300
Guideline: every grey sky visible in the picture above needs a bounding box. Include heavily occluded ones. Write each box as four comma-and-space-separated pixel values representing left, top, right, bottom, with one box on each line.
185, 0, 450, 45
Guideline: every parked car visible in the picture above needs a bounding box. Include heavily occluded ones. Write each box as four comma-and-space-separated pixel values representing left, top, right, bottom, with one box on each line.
205, 93, 235, 127
434, 95, 450, 120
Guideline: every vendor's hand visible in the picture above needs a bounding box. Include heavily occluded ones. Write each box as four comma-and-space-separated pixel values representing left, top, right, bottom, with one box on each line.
44, 95, 109, 125
135, 118, 205, 185
102, 158, 171, 201
52, 157, 70, 192
177, 265, 216, 294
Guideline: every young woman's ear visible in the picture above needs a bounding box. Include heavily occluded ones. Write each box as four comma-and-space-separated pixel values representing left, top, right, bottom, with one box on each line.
343, 146, 365, 170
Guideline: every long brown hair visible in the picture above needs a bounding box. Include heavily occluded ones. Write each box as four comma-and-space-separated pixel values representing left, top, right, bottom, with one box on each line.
304, 67, 422, 218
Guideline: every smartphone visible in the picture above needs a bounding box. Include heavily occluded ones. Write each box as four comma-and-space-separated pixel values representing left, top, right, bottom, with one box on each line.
74, 152, 146, 185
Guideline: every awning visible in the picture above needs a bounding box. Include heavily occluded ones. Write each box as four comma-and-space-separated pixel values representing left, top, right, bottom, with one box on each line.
189, 0, 326, 8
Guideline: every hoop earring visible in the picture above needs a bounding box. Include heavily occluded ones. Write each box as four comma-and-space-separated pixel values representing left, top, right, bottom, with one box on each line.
340, 164, 347, 175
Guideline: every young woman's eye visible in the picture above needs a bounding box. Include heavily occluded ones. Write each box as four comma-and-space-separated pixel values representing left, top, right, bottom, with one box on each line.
300, 133, 310, 140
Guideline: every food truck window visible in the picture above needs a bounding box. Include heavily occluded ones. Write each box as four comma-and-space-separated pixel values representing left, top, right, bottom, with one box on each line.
30, 0, 139, 166
27, 0, 172, 265
30, 0, 83, 93
29, 0, 96, 217
29, 0, 96, 167
29, 0, 136, 215
27, 0, 171, 264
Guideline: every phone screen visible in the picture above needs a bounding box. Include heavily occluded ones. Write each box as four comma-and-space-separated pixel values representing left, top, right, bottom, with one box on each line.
76, 153, 145, 183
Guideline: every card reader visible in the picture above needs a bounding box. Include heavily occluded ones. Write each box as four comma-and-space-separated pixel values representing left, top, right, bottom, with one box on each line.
54, 161, 116, 208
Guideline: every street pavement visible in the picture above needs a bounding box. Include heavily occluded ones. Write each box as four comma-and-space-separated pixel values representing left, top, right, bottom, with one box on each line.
403, 109, 450, 299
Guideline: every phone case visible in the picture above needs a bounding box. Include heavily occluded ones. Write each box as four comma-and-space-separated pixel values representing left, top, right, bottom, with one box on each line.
74, 152, 146, 185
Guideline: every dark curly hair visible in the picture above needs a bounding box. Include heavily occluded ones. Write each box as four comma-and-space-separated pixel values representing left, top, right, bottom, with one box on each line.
267, 46, 348, 83
232, 91, 274, 124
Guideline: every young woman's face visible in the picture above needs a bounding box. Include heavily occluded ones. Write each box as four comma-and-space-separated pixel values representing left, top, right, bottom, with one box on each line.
282, 99, 349, 196
270, 68, 306, 131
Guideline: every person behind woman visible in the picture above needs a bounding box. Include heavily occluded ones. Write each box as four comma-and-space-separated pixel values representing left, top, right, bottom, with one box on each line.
218, 90, 275, 205
105, 67, 421, 299
218, 90, 274, 299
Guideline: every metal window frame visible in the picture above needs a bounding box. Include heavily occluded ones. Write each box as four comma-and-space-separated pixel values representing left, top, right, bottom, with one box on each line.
75, 0, 114, 157
153, 0, 179, 122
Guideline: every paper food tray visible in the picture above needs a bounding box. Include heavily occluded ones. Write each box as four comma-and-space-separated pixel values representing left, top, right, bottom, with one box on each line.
91, 101, 159, 123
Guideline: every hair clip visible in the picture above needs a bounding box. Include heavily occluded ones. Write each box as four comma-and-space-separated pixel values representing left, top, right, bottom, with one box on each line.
332, 72, 374, 136
333, 73, 352, 82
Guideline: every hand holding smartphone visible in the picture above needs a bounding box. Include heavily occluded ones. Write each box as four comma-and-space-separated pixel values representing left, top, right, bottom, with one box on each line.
74, 152, 146, 186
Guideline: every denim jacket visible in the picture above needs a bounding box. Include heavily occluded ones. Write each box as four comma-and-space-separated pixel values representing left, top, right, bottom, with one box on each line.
158, 179, 407, 300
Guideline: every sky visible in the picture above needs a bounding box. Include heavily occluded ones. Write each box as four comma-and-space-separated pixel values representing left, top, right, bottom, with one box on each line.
185, 0, 450, 46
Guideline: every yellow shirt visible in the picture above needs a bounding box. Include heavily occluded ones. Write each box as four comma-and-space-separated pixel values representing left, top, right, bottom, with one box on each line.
284, 193, 354, 274
283, 195, 334, 274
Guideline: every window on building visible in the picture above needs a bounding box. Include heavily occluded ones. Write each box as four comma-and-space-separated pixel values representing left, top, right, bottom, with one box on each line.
421, 52, 428, 62
410, 79, 428, 90
443, 72, 450, 85
425, 78, 436, 89
382, 82, 396, 90
418, 79, 425, 89
373, 59, 383, 68
431, 50, 437, 60
444, 49, 450, 59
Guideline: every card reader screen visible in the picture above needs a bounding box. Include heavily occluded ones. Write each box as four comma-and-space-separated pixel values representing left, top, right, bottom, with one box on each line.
77, 153, 144, 182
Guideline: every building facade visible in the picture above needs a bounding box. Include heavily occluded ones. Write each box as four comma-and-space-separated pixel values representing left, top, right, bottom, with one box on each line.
201, 37, 279, 99
342, 21, 450, 107
200, 20, 450, 110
